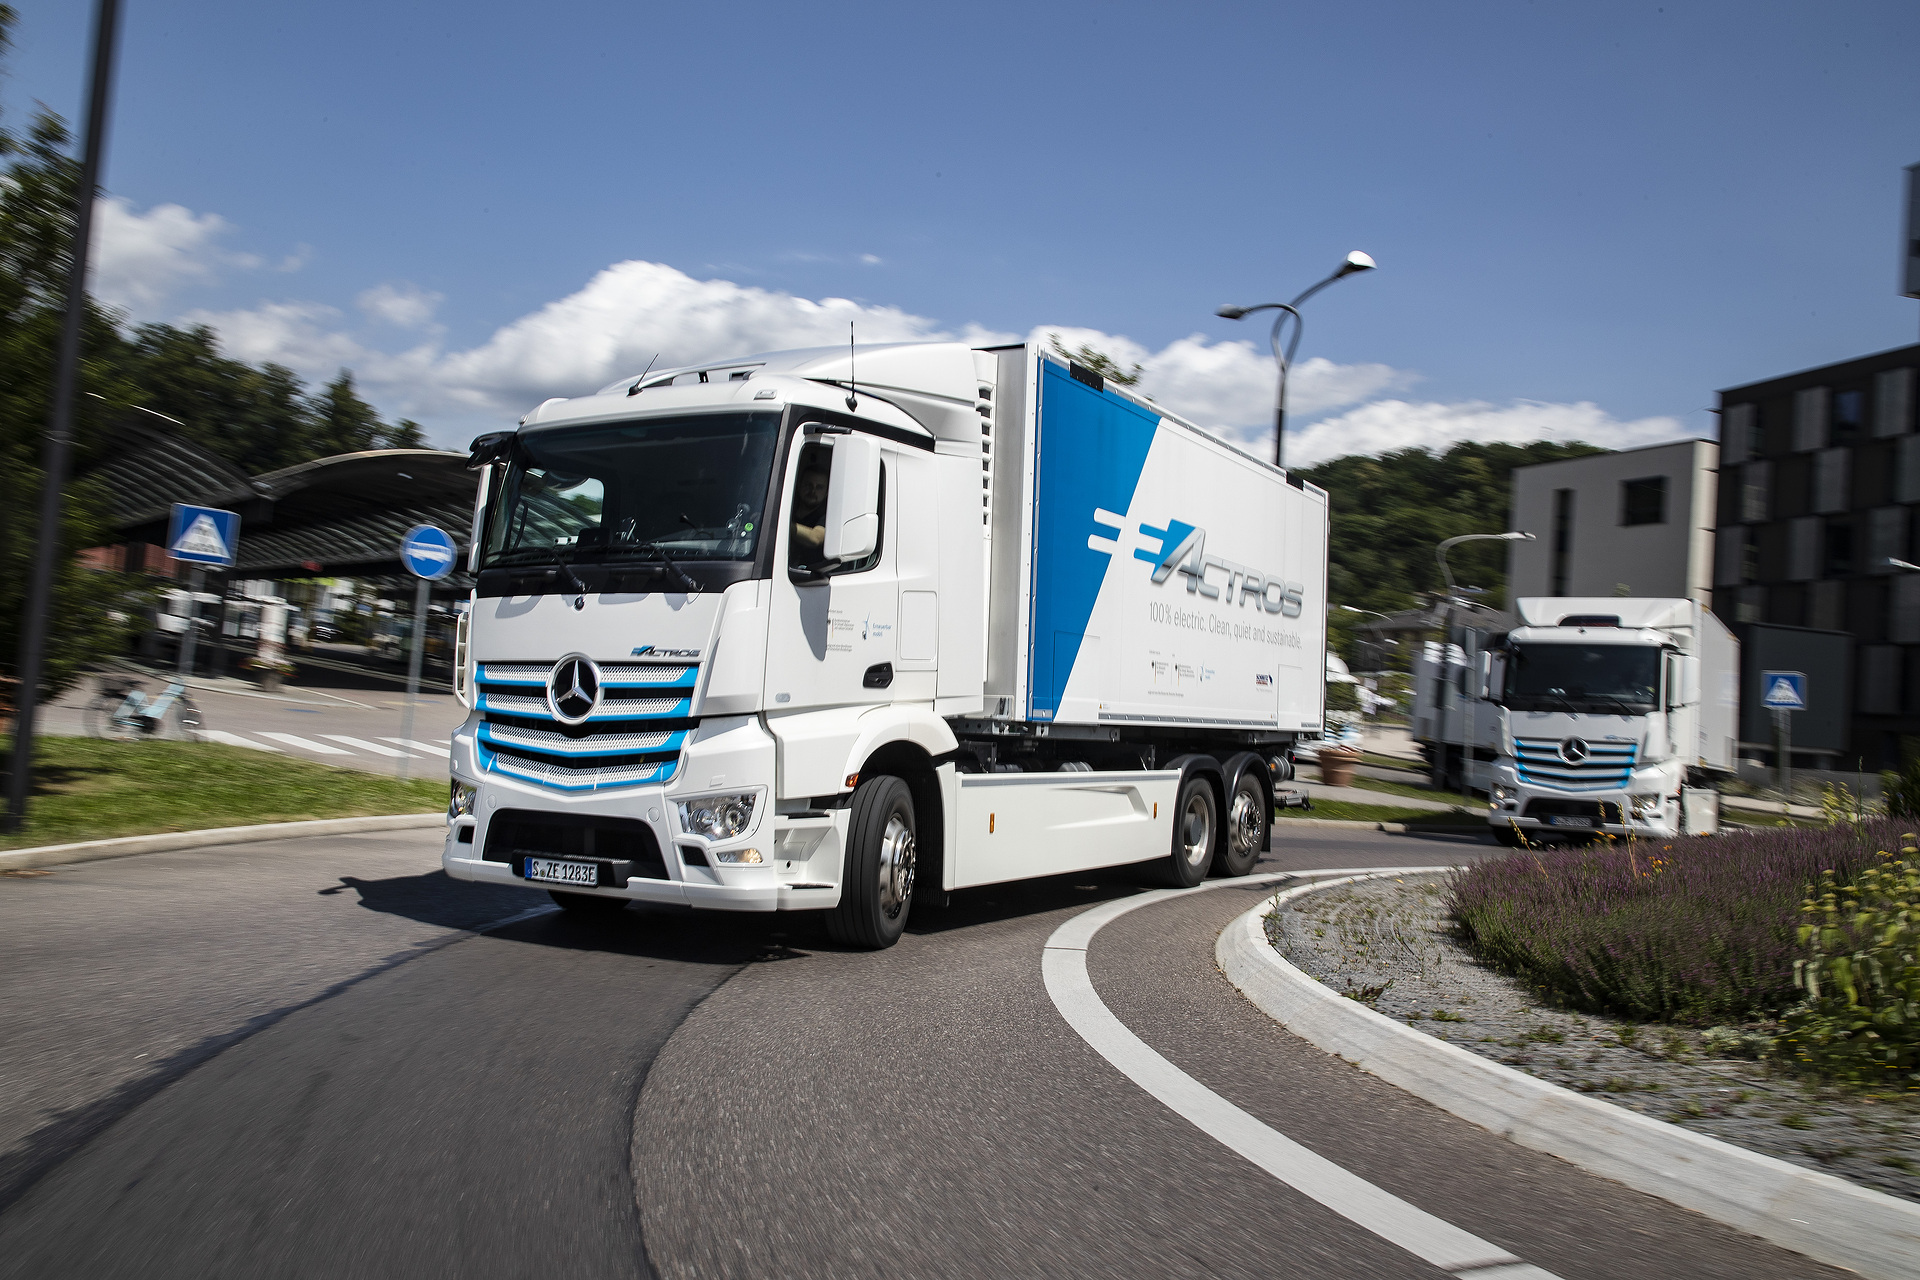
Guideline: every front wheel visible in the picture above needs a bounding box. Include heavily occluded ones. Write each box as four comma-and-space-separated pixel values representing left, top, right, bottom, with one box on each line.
827, 775, 916, 949
1216, 768, 1267, 877
1164, 774, 1217, 888
166, 698, 202, 740
83, 694, 139, 742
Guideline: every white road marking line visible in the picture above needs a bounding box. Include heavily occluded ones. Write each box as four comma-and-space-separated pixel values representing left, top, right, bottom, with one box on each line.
256, 732, 352, 755
1042, 869, 1560, 1280
319, 735, 409, 758
199, 730, 280, 752
382, 738, 449, 757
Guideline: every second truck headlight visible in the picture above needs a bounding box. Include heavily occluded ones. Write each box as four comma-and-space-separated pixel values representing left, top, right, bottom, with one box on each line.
448, 781, 476, 821
678, 793, 757, 839
1629, 793, 1663, 818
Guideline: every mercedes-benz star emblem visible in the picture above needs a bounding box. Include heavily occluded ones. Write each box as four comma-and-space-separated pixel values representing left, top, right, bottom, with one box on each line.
546, 655, 602, 725
1558, 737, 1590, 765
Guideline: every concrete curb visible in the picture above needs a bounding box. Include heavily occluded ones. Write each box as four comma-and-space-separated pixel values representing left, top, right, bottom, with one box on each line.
1216, 873, 1920, 1280
0, 813, 446, 872
1276, 816, 1491, 836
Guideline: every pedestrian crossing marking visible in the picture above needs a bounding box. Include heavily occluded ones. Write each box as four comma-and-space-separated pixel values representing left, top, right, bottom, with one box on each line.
320, 734, 409, 758
257, 732, 352, 755
171, 513, 231, 561
200, 730, 281, 752
382, 738, 450, 757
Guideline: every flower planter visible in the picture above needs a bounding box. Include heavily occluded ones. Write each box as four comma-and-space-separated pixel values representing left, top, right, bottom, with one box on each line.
1317, 748, 1361, 787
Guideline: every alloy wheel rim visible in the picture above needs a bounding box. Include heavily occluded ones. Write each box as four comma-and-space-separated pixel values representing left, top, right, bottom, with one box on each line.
1182, 793, 1212, 868
1229, 789, 1263, 855
878, 812, 915, 920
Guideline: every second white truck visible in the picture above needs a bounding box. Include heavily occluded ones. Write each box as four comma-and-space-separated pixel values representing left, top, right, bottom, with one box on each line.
442, 341, 1330, 945
1414, 596, 1737, 842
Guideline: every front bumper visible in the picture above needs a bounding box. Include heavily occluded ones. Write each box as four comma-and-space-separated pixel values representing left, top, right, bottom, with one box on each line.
441, 716, 846, 910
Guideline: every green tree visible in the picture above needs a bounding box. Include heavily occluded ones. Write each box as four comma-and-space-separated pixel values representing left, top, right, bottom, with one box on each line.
1298, 440, 1607, 662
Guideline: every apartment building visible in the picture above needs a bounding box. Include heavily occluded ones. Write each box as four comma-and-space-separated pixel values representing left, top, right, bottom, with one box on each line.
1713, 341, 1920, 768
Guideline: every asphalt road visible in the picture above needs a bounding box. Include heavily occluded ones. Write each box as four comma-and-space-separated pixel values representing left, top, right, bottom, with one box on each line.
0, 826, 1839, 1278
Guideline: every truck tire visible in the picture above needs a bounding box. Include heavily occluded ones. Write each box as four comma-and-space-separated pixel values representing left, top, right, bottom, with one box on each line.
548, 890, 627, 916
1216, 765, 1267, 877
827, 775, 916, 949
1164, 773, 1218, 888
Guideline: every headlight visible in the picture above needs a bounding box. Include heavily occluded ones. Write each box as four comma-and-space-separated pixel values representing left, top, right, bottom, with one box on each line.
1629, 793, 1662, 817
714, 847, 763, 864
1491, 783, 1511, 802
678, 792, 757, 839
448, 781, 476, 820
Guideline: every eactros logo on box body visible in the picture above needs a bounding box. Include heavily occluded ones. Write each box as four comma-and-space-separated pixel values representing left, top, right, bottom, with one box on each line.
1126, 515, 1305, 618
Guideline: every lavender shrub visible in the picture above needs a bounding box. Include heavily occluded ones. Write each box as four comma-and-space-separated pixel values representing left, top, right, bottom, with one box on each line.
1448, 822, 1899, 1023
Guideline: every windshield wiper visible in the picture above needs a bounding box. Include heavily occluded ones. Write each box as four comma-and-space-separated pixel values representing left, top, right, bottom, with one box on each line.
634, 540, 702, 593
499, 547, 590, 606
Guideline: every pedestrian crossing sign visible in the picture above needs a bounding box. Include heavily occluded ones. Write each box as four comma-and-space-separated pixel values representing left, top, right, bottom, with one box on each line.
166, 503, 240, 567
1760, 671, 1807, 711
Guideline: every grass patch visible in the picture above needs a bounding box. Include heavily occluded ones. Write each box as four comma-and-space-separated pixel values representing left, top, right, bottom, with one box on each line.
1345, 775, 1480, 808
1359, 752, 1425, 773
0, 735, 444, 851
1278, 801, 1486, 825
1449, 822, 1898, 1025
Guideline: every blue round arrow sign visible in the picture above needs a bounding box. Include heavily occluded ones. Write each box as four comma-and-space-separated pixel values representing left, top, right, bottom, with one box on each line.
400, 524, 458, 580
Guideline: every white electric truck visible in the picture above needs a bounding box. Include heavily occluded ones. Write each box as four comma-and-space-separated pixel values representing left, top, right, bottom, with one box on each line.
442, 341, 1330, 946
1413, 596, 1737, 843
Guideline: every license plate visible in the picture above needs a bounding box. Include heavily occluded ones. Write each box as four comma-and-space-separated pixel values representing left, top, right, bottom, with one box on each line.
524, 856, 598, 886
1547, 816, 1594, 829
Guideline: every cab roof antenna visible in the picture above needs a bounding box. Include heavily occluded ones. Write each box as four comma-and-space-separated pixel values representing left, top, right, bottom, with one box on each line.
846, 323, 858, 412
626, 352, 659, 396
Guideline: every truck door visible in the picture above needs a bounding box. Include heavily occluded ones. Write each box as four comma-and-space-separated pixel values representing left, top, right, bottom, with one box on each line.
763, 434, 900, 713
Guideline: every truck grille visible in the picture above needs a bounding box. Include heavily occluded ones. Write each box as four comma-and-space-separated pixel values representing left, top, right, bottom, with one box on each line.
473, 658, 696, 792
1513, 737, 1637, 792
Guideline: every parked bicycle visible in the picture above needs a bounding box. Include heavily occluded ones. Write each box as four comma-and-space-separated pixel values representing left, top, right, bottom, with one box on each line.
84, 675, 202, 741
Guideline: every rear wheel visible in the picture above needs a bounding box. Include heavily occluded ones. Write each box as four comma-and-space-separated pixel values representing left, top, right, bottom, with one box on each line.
827, 775, 916, 949
1216, 768, 1266, 877
548, 890, 628, 916
166, 698, 202, 739
1164, 774, 1217, 888
83, 694, 138, 741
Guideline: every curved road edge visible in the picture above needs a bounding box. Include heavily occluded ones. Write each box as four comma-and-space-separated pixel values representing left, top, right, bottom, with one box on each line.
0, 812, 444, 872
1216, 873, 1920, 1280
1042, 868, 1562, 1280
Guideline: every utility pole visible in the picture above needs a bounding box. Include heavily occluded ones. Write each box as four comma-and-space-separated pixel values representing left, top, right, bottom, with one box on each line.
4, 0, 123, 832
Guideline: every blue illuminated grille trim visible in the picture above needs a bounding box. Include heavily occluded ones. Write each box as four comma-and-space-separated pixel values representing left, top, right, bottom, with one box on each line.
1513, 737, 1637, 792
474, 657, 698, 791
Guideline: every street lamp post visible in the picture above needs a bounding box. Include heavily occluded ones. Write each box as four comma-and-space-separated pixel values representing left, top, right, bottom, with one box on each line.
1430, 532, 1535, 791
1217, 250, 1376, 471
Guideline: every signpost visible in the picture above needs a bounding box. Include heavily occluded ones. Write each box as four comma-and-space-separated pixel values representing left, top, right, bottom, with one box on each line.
1761, 670, 1808, 817
166, 503, 239, 680
397, 525, 456, 781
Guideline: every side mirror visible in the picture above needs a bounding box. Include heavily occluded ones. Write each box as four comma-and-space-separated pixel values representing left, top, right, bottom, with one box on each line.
1667, 653, 1700, 709
1479, 651, 1505, 701
824, 433, 882, 562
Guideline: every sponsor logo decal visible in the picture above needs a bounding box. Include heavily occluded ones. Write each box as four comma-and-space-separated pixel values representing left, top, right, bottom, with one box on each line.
1126, 516, 1305, 618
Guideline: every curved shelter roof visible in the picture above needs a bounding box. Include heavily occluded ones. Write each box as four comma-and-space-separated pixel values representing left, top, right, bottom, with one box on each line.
88, 432, 477, 585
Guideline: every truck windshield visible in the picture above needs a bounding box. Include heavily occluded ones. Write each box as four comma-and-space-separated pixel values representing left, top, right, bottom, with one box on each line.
1504, 643, 1660, 714
484, 412, 779, 567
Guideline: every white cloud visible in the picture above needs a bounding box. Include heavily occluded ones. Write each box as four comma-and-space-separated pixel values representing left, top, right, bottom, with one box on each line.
1283, 399, 1692, 469
172, 256, 1690, 465
358, 282, 442, 328
92, 197, 259, 315
860, 253, 883, 265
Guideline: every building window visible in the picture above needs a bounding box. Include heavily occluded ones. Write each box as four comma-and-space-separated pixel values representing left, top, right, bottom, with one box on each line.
1833, 390, 1864, 445
1812, 447, 1851, 514
1876, 367, 1914, 439
1736, 585, 1765, 624
1551, 488, 1573, 595
1721, 402, 1755, 464
1809, 580, 1846, 632
1794, 386, 1830, 452
1869, 506, 1907, 573
1788, 516, 1820, 581
1620, 476, 1667, 526
1893, 575, 1920, 643
1740, 461, 1771, 522
1900, 437, 1920, 505
1824, 519, 1854, 578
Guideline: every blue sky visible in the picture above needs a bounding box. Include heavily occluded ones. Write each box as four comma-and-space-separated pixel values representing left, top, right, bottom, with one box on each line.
10, 0, 1919, 462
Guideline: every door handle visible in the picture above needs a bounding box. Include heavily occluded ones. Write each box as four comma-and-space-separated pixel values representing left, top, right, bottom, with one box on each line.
863, 662, 894, 689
